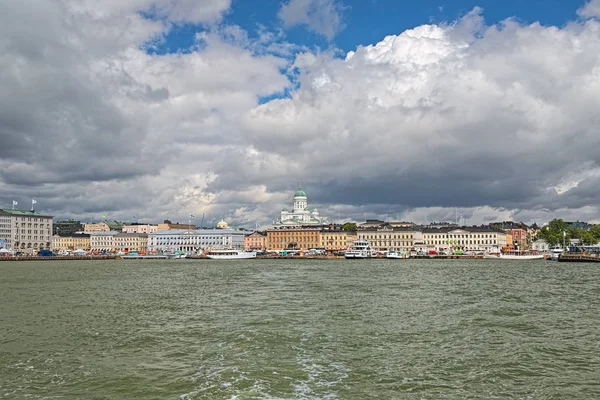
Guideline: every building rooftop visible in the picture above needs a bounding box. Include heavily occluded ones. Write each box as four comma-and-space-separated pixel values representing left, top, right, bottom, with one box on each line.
0, 208, 53, 217
54, 233, 90, 238
150, 229, 247, 235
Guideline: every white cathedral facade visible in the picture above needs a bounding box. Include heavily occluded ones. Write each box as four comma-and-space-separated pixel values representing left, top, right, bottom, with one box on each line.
274, 188, 328, 225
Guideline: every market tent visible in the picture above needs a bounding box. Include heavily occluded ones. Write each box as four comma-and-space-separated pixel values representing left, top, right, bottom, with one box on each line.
73, 249, 87, 255
0, 248, 12, 254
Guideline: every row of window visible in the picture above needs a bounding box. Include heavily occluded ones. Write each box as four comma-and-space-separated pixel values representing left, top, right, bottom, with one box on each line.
425, 234, 497, 239
362, 235, 413, 240
428, 240, 497, 245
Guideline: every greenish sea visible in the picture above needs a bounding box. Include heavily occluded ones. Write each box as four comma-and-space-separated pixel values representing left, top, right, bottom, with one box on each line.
1, 259, 599, 399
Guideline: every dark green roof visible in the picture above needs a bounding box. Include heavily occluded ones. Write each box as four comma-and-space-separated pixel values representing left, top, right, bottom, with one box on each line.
104, 220, 124, 229
0, 208, 52, 217
294, 189, 307, 197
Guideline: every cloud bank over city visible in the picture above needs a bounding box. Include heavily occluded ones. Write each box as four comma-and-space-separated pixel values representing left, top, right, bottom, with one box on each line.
1, 0, 600, 227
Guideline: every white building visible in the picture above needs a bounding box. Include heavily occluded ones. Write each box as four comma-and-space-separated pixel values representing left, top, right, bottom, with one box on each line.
0, 209, 53, 254
420, 227, 507, 253
90, 231, 119, 252
275, 188, 328, 225
148, 229, 247, 253
532, 239, 550, 252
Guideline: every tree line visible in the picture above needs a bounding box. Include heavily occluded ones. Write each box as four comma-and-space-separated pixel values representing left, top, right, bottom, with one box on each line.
536, 219, 600, 247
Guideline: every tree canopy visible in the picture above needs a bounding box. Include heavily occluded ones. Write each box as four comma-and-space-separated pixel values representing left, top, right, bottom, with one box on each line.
342, 223, 357, 232
536, 219, 600, 247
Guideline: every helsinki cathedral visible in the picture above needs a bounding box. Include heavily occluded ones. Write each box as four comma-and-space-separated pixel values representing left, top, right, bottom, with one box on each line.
274, 187, 329, 225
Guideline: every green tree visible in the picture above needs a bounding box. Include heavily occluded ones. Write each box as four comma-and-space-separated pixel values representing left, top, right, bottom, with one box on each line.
589, 224, 600, 242
580, 231, 597, 245
342, 223, 357, 232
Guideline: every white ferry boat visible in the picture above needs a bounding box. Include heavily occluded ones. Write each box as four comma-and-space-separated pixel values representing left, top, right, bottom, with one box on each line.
344, 239, 373, 259
550, 246, 564, 261
205, 250, 257, 260
483, 250, 544, 260
386, 249, 410, 259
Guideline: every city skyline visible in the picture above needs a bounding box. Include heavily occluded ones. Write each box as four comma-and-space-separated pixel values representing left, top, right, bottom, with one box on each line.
2, 0, 600, 227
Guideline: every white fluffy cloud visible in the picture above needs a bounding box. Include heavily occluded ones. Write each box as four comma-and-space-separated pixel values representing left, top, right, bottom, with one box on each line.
278, 0, 345, 40
2, 2, 600, 227
578, 0, 600, 18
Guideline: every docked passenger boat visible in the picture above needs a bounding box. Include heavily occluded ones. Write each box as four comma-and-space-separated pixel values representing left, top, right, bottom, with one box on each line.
386, 249, 409, 259
121, 251, 168, 259
205, 250, 257, 260
550, 247, 564, 261
344, 239, 373, 259
483, 250, 544, 260
165, 251, 187, 259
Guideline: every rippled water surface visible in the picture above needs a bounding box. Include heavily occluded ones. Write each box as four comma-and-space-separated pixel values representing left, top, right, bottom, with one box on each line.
1, 259, 600, 399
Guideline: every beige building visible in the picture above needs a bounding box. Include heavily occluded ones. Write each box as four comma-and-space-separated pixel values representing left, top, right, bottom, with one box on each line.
157, 220, 196, 231
114, 233, 148, 253
52, 234, 91, 252
122, 224, 158, 234
320, 230, 357, 251
0, 209, 53, 254
358, 226, 415, 252
420, 227, 507, 252
84, 221, 124, 233
84, 222, 110, 233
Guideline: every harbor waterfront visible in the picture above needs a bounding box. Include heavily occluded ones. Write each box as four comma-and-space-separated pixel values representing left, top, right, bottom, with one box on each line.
1, 259, 600, 399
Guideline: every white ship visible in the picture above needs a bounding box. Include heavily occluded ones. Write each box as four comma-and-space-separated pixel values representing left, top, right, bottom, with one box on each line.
344, 239, 373, 259
386, 249, 410, 259
483, 250, 544, 260
205, 250, 257, 260
550, 246, 564, 261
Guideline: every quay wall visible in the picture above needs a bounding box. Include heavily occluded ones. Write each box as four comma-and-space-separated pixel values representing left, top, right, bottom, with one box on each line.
0, 255, 117, 262
558, 253, 600, 263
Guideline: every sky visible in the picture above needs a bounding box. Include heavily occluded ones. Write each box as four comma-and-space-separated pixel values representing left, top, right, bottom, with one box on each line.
1, 0, 600, 228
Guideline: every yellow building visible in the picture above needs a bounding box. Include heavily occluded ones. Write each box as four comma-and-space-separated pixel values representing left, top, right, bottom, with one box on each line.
320, 230, 357, 251
114, 233, 148, 253
52, 234, 91, 251
267, 226, 321, 251
358, 226, 415, 251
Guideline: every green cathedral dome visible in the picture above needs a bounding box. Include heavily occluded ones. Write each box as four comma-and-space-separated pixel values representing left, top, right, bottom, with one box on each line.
294, 189, 307, 197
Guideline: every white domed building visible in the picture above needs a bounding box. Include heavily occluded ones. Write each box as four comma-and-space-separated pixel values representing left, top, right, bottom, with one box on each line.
275, 188, 328, 225
216, 219, 229, 229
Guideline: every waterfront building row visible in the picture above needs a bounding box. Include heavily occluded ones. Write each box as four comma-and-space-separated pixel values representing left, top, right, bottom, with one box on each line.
262, 224, 509, 253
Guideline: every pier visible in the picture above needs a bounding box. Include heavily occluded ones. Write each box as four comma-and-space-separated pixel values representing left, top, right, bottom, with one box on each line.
558, 253, 600, 263
0, 255, 117, 262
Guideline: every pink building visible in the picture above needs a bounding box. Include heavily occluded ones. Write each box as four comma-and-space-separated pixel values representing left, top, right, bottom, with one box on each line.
122, 224, 158, 234
244, 232, 267, 251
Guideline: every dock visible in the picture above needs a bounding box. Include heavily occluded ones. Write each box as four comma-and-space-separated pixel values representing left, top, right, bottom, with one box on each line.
558, 253, 600, 263
0, 255, 117, 262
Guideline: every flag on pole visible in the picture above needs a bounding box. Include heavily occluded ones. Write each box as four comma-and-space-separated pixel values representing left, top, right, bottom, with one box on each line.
12, 200, 17, 206
31, 199, 37, 210
190, 214, 195, 219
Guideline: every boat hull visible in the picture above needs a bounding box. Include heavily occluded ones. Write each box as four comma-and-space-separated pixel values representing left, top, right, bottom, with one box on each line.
344, 252, 372, 259
483, 254, 544, 260
206, 252, 256, 260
